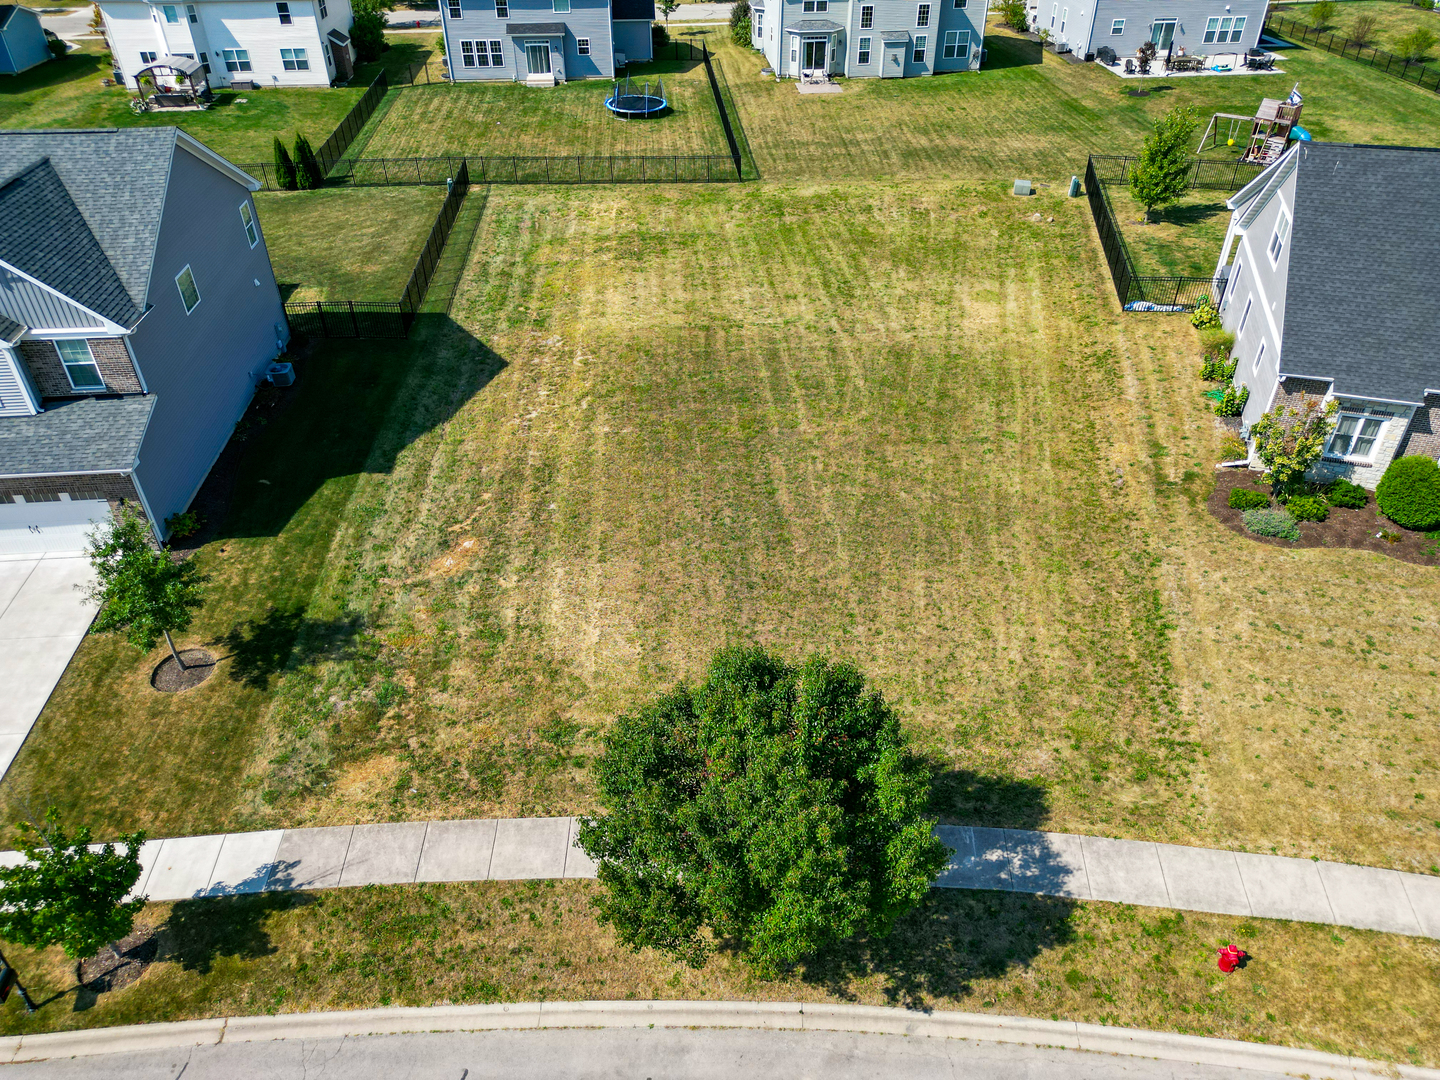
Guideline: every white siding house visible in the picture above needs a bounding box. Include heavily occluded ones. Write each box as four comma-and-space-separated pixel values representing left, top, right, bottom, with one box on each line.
100, 0, 356, 89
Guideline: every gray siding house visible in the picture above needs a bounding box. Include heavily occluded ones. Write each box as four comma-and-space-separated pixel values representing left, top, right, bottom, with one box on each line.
1036, 0, 1267, 62
440, 0, 653, 83
1213, 142, 1440, 489
752, 0, 989, 78
0, 128, 288, 549
0, 5, 50, 75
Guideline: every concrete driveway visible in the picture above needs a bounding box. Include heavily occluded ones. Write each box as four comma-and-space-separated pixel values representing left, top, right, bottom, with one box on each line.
0, 554, 96, 779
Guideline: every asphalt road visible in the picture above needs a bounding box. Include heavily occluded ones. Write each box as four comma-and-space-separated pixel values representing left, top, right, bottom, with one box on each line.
0, 1027, 1333, 1080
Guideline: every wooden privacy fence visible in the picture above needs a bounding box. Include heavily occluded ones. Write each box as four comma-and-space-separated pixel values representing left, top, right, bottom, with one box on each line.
1084, 157, 1220, 314
1264, 12, 1440, 94
284, 161, 472, 340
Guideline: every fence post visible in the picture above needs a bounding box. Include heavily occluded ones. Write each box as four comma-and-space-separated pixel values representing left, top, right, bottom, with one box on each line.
347, 300, 358, 337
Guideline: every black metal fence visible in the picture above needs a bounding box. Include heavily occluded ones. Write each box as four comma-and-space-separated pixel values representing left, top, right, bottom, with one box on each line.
389, 39, 708, 86
250, 153, 737, 188
701, 41, 744, 179
283, 300, 409, 338
401, 158, 470, 315
1084, 157, 1220, 313
1265, 12, 1440, 94
239, 71, 389, 186
1089, 154, 1265, 192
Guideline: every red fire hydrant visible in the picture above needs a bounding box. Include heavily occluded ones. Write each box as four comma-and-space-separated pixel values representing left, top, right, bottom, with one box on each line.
1217, 944, 1248, 973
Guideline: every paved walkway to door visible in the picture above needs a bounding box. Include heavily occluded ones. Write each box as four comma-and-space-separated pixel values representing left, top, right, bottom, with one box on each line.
7, 816, 1432, 940
0, 553, 96, 779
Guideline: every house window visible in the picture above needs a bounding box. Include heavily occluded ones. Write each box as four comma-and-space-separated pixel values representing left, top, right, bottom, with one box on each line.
1327, 412, 1386, 460
56, 340, 104, 391
140, 50, 157, 63
1267, 208, 1290, 266
199, 52, 210, 73
319, 0, 328, 15
791, 47, 797, 61
1251, 340, 1264, 375
240, 201, 259, 248
1228, 15, 1245, 41
860, 4, 873, 27
281, 47, 309, 69
916, 3, 930, 26
175, 265, 200, 314
913, 33, 926, 61
857, 35, 871, 62
1203, 16, 1242, 43
1226, 259, 1243, 303
755, 11, 762, 35
276, 1, 291, 22
942, 29, 969, 57
1050, 3, 1056, 27
448, 0, 461, 15
162, 4, 178, 21
553, 0, 569, 11
802, 0, 829, 10
1060, 6, 1066, 31
324, 41, 332, 65
496, 0, 508, 15
1110, 18, 1123, 34
489, 39, 504, 63
223, 48, 252, 70
461, 39, 476, 65
954, 0, 966, 7
186, 2, 197, 20
1237, 295, 1252, 335
577, 37, 590, 53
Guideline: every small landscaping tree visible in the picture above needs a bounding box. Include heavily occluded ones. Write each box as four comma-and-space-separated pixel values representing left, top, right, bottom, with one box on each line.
293, 133, 324, 190
1376, 456, 1440, 530
1349, 12, 1378, 46
996, 0, 1029, 32
351, 0, 390, 63
1394, 27, 1438, 62
730, 0, 752, 47
1128, 105, 1198, 222
0, 809, 146, 961
273, 136, 299, 191
85, 505, 206, 670
1308, 0, 1338, 29
657, 0, 680, 32
1247, 396, 1337, 495
577, 646, 948, 973
1135, 38, 1156, 73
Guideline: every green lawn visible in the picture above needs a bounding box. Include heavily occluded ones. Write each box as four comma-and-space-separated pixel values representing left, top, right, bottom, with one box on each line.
1102, 184, 1232, 279
361, 49, 730, 158
0, 43, 365, 164
702, 20, 1440, 181
1273, 0, 1440, 59
256, 187, 447, 302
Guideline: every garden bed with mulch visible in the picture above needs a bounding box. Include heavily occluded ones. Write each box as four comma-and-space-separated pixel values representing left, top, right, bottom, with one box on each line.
151, 649, 218, 692
1208, 467, 1440, 566
76, 925, 158, 994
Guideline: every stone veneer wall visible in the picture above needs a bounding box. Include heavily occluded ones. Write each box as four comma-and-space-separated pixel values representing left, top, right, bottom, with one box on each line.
16, 338, 142, 397
1397, 393, 1440, 463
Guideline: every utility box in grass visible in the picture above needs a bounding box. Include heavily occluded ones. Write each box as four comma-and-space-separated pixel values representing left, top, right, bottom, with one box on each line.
1013, 179, 1032, 196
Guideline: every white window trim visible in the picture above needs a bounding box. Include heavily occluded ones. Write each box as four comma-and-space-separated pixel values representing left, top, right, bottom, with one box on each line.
913, 33, 927, 61
447, 0, 461, 17
176, 265, 201, 314
552, 0, 569, 12
916, 2, 930, 26
1325, 410, 1389, 462
1110, 17, 1123, 34
860, 3, 873, 27
276, 1, 291, 23
240, 201, 259, 248
1236, 295, 1252, 336
857, 35, 871, 62
495, 0, 508, 15
1251, 340, 1264, 375
1267, 206, 1291, 268
56, 339, 105, 392
577, 36, 590, 54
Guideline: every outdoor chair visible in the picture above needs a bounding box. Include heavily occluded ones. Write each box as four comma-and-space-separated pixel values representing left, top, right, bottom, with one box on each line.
1124, 58, 1135, 73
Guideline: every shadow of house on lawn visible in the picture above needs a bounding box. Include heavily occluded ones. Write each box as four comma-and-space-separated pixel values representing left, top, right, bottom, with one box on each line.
978, 32, 1044, 70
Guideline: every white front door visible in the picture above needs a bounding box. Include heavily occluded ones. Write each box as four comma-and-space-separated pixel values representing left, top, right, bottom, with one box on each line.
0, 499, 110, 556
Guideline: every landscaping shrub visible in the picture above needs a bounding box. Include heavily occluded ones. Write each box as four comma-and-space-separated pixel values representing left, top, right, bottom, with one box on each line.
996, 0, 1029, 31
1198, 326, 1234, 357
1228, 488, 1269, 511
1214, 383, 1249, 417
1199, 353, 1237, 382
1350, 12, 1378, 45
164, 510, 202, 540
731, 0, 752, 46
1219, 433, 1249, 461
1250, 396, 1336, 490
1308, 0, 1337, 29
273, 137, 298, 191
653, 21, 670, 50
1190, 295, 1221, 329
1286, 494, 1329, 522
47, 36, 67, 59
294, 134, 323, 190
1395, 27, 1438, 62
1325, 477, 1368, 509
1242, 507, 1300, 541
1376, 455, 1440, 530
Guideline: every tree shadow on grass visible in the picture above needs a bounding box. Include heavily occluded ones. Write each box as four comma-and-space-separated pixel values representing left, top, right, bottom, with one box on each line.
215, 607, 361, 690
798, 890, 1078, 1010
1154, 200, 1228, 228
928, 768, 1050, 830
161, 890, 312, 976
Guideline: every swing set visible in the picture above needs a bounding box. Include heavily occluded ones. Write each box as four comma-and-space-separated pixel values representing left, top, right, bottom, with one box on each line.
1198, 85, 1306, 165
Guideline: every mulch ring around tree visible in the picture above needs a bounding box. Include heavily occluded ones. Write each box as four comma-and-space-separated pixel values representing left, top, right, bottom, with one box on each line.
76, 926, 159, 994
1209, 468, 1440, 566
151, 649, 218, 692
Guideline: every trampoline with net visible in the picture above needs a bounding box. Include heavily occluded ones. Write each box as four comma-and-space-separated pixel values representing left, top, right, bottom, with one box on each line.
605, 75, 667, 118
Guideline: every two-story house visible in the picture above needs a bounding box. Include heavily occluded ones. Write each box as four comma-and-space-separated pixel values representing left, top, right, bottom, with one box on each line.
1212, 141, 1440, 489
99, 0, 356, 90
0, 5, 52, 75
439, 0, 653, 83
1036, 0, 1267, 63
0, 128, 288, 549
751, 0, 989, 78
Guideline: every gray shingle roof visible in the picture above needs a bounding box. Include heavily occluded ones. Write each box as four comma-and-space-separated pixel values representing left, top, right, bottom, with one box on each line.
0, 314, 24, 345
0, 158, 139, 327
1281, 142, 1440, 404
0, 394, 154, 476
0, 128, 180, 328
611, 0, 654, 20
790, 18, 845, 31
880, 30, 912, 41
506, 21, 566, 34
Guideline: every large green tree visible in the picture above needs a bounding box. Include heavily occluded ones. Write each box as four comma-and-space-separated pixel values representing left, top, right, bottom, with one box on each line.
1128, 105, 1199, 223
85, 505, 206, 669
577, 647, 947, 972
350, 0, 392, 63
0, 810, 146, 961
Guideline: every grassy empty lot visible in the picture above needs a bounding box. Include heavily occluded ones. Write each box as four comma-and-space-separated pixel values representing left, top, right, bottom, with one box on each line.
13, 183, 1434, 878
0, 883, 1434, 1066
256, 187, 447, 302
1273, 0, 1440, 58
0, 43, 366, 163
704, 21, 1440, 180
1101, 184, 1231, 279
360, 52, 729, 159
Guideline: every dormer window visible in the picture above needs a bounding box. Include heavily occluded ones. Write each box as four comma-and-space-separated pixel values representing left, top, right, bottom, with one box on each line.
57, 340, 104, 390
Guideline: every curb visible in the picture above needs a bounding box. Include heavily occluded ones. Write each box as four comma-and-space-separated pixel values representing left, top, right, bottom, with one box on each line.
2, 1000, 1436, 1077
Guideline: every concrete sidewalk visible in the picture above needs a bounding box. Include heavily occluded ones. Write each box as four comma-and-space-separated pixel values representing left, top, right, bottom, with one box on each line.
4, 817, 1433, 940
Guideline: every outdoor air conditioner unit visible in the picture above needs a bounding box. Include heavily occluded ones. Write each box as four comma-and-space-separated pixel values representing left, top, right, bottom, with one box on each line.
266, 362, 295, 387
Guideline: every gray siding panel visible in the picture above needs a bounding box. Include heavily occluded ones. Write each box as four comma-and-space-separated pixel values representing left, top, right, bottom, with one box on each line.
443, 0, 615, 79
130, 144, 286, 528
0, 266, 105, 331
1081, 0, 1268, 58
612, 19, 651, 61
